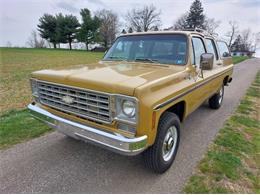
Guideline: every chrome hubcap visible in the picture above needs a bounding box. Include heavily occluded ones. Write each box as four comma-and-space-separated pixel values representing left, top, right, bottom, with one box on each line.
162, 126, 178, 162
218, 86, 224, 104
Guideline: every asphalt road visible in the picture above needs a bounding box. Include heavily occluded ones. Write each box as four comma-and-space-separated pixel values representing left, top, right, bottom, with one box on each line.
1, 58, 259, 193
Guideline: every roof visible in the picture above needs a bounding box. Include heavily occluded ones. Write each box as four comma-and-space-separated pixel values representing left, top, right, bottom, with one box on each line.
118, 30, 215, 39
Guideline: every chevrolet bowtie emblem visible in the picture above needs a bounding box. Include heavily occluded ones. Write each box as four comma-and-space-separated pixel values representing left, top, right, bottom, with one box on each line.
62, 95, 74, 104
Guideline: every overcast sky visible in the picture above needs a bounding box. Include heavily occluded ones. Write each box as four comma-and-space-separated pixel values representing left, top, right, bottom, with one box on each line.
0, 0, 259, 47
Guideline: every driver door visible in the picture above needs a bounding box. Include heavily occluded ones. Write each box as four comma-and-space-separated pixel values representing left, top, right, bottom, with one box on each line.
187, 36, 210, 112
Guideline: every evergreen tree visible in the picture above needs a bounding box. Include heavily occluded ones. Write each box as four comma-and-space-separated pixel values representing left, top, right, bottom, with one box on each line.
56, 13, 80, 50
121, 29, 127, 34
38, 14, 58, 48
231, 35, 243, 52
77, 8, 101, 51
186, 0, 205, 29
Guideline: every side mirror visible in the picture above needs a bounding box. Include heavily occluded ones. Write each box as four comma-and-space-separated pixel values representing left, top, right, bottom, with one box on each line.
200, 53, 214, 70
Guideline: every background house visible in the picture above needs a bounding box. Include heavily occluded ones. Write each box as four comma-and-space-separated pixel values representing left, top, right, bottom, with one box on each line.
231, 51, 255, 57
230, 34, 257, 57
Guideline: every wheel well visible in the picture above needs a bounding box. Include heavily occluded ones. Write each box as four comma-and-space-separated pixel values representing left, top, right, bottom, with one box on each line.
165, 101, 185, 122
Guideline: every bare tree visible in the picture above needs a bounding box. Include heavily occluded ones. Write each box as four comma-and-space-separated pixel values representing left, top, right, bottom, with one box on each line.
252, 32, 260, 52
126, 5, 161, 32
172, 13, 188, 30
231, 29, 260, 53
204, 17, 220, 34
27, 30, 46, 48
96, 9, 119, 49
240, 28, 252, 51
225, 21, 239, 48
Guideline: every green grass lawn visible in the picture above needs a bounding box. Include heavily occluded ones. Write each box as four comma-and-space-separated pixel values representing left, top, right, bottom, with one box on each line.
0, 47, 103, 149
232, 56, 249, 64
0, 110, 52, 149
184, 71, 260, 193
0, 47, 104, 113
0, 48, 251, 149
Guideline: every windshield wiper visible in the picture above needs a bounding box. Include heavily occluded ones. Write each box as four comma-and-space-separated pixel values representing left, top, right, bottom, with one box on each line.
106, 56, 127, 60
134, 58, 158, 63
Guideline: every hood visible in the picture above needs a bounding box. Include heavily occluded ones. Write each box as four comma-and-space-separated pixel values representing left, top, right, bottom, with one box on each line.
32, 61, 185, 96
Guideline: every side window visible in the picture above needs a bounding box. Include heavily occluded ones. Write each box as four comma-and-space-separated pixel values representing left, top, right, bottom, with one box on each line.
192, 37, 206, 66
206, 39, 219, 61
217, 41, 230, 58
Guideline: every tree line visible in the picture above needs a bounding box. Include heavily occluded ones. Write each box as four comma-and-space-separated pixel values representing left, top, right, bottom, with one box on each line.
27, 0, 259, 52
36, 8, 118, 50
226, 21, 260, 53
171, 0, 259, 53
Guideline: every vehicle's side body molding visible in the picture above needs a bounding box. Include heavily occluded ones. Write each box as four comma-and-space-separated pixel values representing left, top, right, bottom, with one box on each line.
153, 67, 233, 111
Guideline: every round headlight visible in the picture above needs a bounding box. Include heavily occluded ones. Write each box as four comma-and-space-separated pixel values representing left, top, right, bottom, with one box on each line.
122, 100, 136, 118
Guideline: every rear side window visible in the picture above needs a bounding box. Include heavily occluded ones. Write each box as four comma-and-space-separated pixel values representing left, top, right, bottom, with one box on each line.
217, 41, 230, 58
206, 39, 219, 61
192, 37, 206, 65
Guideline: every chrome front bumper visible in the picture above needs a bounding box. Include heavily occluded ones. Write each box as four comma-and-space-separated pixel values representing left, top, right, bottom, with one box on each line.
27, 104, 148, 156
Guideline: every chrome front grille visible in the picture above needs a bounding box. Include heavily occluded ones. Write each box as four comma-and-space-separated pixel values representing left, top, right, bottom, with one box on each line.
37, 81, 111, 123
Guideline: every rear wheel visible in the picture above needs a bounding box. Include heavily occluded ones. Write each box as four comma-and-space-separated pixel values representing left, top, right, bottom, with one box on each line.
143, 112, 180, 173
209, 84, 224, 109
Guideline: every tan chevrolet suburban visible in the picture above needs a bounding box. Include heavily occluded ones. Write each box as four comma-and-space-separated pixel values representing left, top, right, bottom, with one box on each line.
28, 29, 233, 173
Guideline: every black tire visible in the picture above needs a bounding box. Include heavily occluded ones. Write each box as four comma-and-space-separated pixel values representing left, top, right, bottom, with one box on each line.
143, 112, 180, 174
209, 84, 224, 109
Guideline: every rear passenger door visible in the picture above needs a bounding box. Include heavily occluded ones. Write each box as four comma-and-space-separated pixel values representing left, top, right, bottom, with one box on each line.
216, 41, 232, 66
205, 38, 224, 94
205, 38, 220, 67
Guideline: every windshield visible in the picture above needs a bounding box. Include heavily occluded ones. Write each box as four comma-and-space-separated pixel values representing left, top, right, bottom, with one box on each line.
103, 34, 188, 65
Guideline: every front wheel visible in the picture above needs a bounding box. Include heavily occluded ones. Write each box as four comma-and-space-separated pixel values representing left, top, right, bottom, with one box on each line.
209, 84, 224, 109
143, 112, 180, 173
